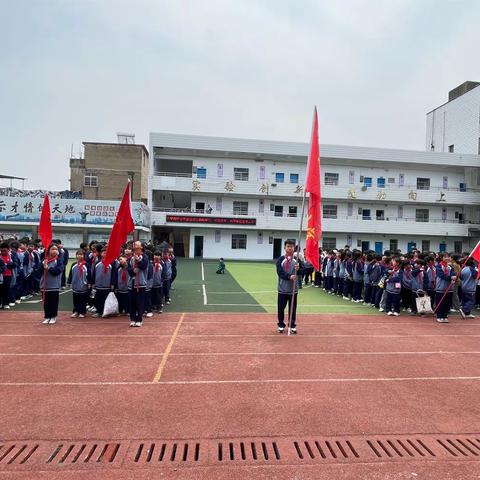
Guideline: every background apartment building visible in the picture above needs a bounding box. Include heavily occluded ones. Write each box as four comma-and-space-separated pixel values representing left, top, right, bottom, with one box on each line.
148, 132, 480, 259
426, 80, 480, 154
70, 134, 149, 203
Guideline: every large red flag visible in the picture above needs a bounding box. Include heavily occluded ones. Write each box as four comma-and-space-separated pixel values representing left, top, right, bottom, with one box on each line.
38, 194, 52, 249
304, 107, 322, 271
103, 181, 135, 267
468, 241, 480, 263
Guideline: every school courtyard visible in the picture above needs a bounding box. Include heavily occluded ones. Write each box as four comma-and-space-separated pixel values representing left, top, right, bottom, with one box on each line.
1, 259, 480, 479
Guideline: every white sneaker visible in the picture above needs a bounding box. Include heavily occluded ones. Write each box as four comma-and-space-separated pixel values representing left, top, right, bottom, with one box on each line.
387, 311, 393, 316
379, 308, 385, 312
42, 318, 50, 324
20, 296, 27, 301
4, 305, 10, 310
436, 317, 448, 323
342, 296, 349, 300
71, 312, 79, 318
130, 321, 136, 327
49, 318, 57, 324
92, 313, 100, 318
15, 300, 21, 304
9, 303, 15, 307
467, 314, 475, 319
78, 314, 85, 318
146, 312, 153, 318
393, 312, 399, 316
134, 322, 142, 327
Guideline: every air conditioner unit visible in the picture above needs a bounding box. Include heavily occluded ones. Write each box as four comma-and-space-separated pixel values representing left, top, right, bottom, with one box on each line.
271, 183, 277, 187
360, 176, 364, 182
361, 186, 367, 191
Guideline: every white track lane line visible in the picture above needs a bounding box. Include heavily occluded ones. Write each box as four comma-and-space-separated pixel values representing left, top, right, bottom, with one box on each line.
201, 261, 207, 305
1, 376, 480, 386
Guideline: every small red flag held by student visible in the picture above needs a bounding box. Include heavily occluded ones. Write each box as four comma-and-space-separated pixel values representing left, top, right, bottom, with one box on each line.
38, 194, 52, 249
103, 181, 135, 267
304, 107, 322, 271
468, 241, 480, 264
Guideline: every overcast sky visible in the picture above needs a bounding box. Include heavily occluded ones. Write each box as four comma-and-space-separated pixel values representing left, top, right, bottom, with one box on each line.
1, 0, 479, 191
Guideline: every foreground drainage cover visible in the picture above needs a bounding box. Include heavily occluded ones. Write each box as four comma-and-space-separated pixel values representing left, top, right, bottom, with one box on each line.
1, 435, 480, 470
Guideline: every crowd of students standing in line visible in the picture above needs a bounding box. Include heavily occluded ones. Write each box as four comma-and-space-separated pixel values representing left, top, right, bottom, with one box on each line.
0, 237, 177, 327
296, 246, 478, 323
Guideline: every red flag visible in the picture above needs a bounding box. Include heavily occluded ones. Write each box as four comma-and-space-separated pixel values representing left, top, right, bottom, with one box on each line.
468, 241, 480, 263
103, 181, 135, 267
38, 194, 52, 249
304, 107, 322, 271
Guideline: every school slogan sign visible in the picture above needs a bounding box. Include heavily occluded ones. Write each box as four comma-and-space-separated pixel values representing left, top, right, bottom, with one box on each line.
166, 214, 257, 226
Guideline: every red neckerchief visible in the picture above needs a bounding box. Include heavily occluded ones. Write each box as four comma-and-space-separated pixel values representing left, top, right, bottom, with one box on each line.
77, 261, 86, 279
47, 256, 57, 264
285, 255, 292, 272
440, 260, 450, 275
155, 261, 161, 272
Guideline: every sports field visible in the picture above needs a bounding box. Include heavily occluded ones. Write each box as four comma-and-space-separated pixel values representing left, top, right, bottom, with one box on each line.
15, 259, 380, 314
3, 259, 480, 479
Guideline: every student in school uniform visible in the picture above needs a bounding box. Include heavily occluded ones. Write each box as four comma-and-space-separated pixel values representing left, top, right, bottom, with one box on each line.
161, 250, 173, 306
342, 251, 353, 300
434, 253, 456, 323
152, 251, 163, 313
113, 255, 130, 316
400, 259, 413, 313
0, 242, 16, 309
385, 258, 403, 316
91, 247, 114, 318
40, 243, 64, 324
410, 259, 425, 315
22, 242, 39, 299
144, 250, 154, 318
363, 253, 375, 306
169, 246, 177, 290
128, 241, 149, 327
67, 249, 89, 318
276, 239, 300, 334
460, 258, 477, 319
351, 251, 364, 303
425, 256, 437, 310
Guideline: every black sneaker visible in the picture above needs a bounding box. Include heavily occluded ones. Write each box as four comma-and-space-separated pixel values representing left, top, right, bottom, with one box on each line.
290, 328, 297, 334
277, 327, 285, 334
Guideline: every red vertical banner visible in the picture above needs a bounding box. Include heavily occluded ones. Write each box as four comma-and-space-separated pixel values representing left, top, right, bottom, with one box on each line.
38, 194, 52, 248
103, 181, 135, 267
304, 107, 322, 271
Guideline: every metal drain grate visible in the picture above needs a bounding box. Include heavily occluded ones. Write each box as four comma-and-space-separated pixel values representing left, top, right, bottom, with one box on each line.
47, 443, 121, 464
217, 441, 280, 462
436, 438, 480, 457
0, 444, 39, 465
366, 438, 435, 458
133, 442, 201, 463
293, 439, 359, 460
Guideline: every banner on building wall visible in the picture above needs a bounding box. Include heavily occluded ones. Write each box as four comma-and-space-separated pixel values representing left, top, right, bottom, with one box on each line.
166, 215, 256, 226
0, 195, 150, 227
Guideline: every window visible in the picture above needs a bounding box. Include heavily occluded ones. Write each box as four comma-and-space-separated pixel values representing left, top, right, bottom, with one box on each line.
347, 203, 353, 216
454, 240, 462, 253
232, 234, 247, 249
417, 178, 430, 190
217, 164, 223, 178
349, 171, 355, 184
233, 201, 248, 215
324, 172, 339, 185
390, 239, 398, 251
322, 237, 336, 250
234, 168, 249, 181
323, 204, 338, 219
416, 209, 429, 222
290, 173, 299, 184
84, 174, 98, 187
274, 205, 283, 217
388, 177, 395, 184
363, 177, 372, 188
362, 209, 371, 220
275, 172, 285, 183
258, 199, 264, 213
288, 206, 297, 217
215, 230, 221, 243
259, 165, 266, 180
398, 206, 403, 219
443, 176, 448, 189
196, 167, 206, 179
377, 177, 386, 188
421, 240, 430, 252
448, 144, 454, 153
376, 209, 385, 220
399, 174, 405, 186
441, 207, 447, 221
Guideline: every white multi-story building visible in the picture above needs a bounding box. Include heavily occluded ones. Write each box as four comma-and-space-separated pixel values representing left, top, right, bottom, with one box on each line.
426, 81, 480, 154
148, 132, 480, 260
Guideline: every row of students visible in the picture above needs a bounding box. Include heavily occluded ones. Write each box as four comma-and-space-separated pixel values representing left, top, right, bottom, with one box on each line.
67, 240, 176, 327
317, 248, 478, 323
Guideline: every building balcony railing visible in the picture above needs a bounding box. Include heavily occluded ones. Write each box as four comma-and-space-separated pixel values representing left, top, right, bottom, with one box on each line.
150, 172, 480, 204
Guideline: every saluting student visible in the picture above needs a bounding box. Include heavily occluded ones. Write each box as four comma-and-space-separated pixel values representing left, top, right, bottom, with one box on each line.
276, 239, 300, 334
40, 243, 64, 325
67, 249, 89, 318
128, 241, 149, 327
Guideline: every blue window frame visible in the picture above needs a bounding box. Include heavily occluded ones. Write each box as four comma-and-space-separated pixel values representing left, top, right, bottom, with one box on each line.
290, 173, 299, 184
275, 172, 285, 183
197, 168, 207, 179
377, 177, 385, 188
364, 177, 372, 188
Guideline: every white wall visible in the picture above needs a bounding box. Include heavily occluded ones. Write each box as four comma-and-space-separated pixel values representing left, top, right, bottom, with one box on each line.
426, 86, 480, 154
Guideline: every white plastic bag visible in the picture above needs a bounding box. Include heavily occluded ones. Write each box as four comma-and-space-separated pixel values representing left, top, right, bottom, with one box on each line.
415, 290, 433, 314
102, 292, 119, 317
